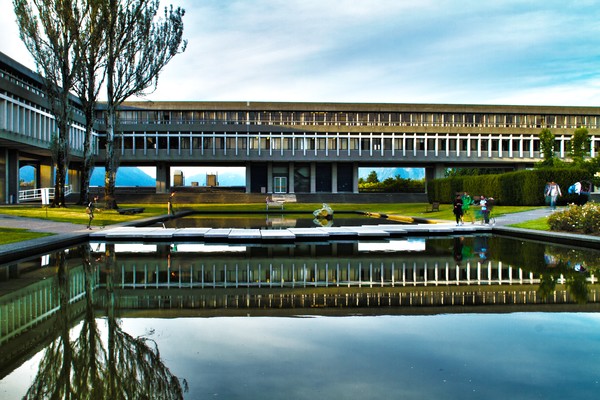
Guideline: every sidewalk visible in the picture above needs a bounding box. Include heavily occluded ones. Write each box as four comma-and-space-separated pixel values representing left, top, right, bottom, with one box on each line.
0, 213, 91, 234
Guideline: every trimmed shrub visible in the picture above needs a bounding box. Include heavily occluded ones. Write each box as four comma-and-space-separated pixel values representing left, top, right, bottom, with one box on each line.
428, 168, 589, 205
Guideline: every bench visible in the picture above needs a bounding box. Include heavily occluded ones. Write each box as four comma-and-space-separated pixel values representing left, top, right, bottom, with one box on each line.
425, 202, 440, 212
266, 197, 285, 210
117, 207, 145, 215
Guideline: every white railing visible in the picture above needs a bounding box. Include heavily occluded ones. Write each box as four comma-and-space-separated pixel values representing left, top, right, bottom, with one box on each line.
18, 185, 73, 202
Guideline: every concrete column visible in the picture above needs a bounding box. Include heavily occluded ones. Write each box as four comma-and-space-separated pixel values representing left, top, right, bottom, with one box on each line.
331, 163, 338, 193
7, 149, 19, 204
68, 167, 81, 193
310, 162, 316, 193
353, 162, 359, 193
0, 149, 6, 203
425, 164, 446, 194
40, 162, 53, 188
288, 162, 295, 194
156, 162, 169, 193
245, 162, 251, 193
267, 162, 273, 193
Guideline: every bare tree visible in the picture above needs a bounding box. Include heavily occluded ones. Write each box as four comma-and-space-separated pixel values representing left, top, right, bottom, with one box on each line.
103, 0, 186, 209
73, 0, 107, 205
13, 0, 85, 207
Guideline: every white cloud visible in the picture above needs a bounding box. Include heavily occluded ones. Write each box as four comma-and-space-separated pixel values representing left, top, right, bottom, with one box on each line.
3, 0, 600, 106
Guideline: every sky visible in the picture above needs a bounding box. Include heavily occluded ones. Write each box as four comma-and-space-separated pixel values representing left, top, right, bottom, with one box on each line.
2, 0, 600, 106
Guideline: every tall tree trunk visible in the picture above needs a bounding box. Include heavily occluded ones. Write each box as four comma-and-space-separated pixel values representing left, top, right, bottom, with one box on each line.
104, 100, 119, 209
78, 116, 95, 205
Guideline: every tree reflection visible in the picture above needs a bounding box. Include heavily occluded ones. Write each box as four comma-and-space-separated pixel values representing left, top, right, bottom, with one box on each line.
24, 245, 186, 399
24, 251, 75, 399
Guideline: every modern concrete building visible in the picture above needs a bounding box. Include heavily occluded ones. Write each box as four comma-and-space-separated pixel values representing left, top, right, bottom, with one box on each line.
2, 50, 600, 203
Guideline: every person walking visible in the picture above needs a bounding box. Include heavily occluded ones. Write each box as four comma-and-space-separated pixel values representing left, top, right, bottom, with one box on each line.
453, 194, 464, 225
86, 196, 98, 230
479, 195, 490, 224
545, 181, 562, 210
461, 191, 474, 224
167, 191, 176, 215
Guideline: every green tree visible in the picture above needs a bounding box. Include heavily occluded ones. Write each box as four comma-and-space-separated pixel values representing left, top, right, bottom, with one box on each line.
74, 0, 107, 205
538, 128, 555, 166
13, 0, 86, 207
366, 170, 379, 183
569, 127, 591, 162
102, 0, 187, 209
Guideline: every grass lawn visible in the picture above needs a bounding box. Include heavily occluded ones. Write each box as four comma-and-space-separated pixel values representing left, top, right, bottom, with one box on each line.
0, 227, 53, 245
508, 217, 550, 231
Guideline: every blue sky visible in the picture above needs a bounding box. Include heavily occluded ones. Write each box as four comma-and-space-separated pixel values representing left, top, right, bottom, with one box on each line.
2, 0, 600, 106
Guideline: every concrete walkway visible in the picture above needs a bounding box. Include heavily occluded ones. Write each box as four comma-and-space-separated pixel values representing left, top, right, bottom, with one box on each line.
1, 208, 598, 263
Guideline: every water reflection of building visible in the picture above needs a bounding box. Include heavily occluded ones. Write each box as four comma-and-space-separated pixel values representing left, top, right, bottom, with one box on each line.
90, 241, 597, 289
2, 240, 599, 363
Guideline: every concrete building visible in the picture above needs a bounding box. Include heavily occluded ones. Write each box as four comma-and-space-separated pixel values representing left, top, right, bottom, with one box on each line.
2, 50, 600, 203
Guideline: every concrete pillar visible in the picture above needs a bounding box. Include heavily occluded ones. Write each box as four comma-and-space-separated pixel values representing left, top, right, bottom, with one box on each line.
353, 162, 359, 194
0, 149, 6, 203
7, 149, 19, 204
434, 164, 446, 179
245, 162, 251, 193
68, 167, 81, 193
39, 160, 54, 188
331, 163, 338, 193
288, 162, 295, 194
267, 162, 273, 193
156, 162, 169, 193
425, 164, 446, 194
310, 162, 316, 193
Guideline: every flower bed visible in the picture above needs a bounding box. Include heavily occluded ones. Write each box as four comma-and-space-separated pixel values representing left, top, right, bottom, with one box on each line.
547, 202, 600, 235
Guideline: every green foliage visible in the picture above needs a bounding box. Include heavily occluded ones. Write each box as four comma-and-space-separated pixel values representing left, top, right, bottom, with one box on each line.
569, 127, 591, 161
547, 202, 600, 234
359, 176, 425, 193
538, 128, 555, 166
366, 170, 379, 183
428, 168, 589, 205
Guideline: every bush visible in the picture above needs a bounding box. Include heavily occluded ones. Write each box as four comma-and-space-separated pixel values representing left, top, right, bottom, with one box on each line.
547, 202, 600, 235
428, 168, 589, 205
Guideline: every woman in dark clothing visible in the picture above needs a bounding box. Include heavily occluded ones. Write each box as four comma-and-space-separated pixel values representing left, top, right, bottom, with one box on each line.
453, 194, 464, 225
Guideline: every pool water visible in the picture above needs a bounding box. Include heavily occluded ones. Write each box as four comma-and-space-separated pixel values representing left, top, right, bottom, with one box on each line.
1, 235, 599, 399
159, 213, 404, 229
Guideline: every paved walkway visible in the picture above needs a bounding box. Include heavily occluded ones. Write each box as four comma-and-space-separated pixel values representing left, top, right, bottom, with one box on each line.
0, 213, 91, 234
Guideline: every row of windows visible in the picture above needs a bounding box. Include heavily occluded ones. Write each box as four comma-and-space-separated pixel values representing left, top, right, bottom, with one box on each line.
104, 131, 599, 158
112, 109, 600, 130
0, 96, 88, 153
0, 69, 46, 98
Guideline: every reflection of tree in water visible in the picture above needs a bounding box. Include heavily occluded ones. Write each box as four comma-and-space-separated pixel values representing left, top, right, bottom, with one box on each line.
24, 245, 186, 399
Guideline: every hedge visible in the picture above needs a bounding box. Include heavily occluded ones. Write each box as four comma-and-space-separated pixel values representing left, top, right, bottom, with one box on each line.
427, 168, 589, 205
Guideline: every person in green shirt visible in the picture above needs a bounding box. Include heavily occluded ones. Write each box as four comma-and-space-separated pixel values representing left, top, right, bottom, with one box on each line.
461, 192, 474, 224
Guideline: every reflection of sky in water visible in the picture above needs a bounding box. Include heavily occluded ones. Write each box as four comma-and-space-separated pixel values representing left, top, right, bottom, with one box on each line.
116, 313, 600, 400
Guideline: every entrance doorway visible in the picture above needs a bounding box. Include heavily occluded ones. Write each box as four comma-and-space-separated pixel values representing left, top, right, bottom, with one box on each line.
273, 176, 287, 193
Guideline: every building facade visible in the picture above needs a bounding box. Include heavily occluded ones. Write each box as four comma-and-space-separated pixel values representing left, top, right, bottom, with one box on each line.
2, 50, 600, 202
105, 101, 600, 193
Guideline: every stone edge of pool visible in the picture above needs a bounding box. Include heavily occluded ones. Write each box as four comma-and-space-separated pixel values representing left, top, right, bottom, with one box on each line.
1, 213, 599, 264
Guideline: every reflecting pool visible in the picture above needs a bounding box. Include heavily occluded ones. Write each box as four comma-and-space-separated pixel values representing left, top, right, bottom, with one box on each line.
159, 213, 403, 229
1, 235, 599, 399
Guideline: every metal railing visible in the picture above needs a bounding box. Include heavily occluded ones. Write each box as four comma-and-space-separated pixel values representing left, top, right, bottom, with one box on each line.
18, 185, 73, 202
